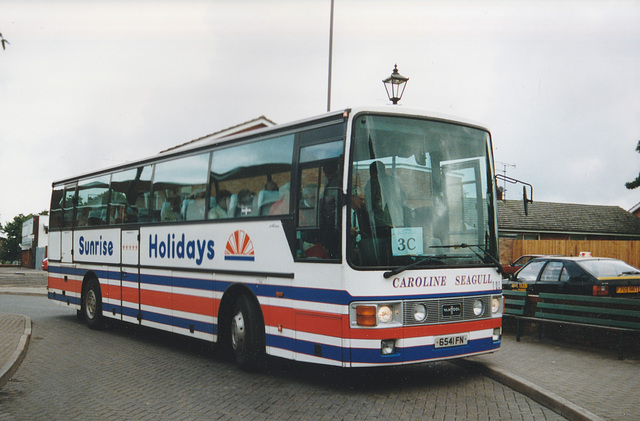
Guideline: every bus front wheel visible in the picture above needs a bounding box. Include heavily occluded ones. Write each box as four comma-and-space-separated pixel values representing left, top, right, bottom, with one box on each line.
230, 295, 263, 371
82, 278, 106, 330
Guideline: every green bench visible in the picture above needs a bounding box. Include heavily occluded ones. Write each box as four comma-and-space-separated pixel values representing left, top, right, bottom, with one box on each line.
502, 290, 533, 342
535, 292, 640, 360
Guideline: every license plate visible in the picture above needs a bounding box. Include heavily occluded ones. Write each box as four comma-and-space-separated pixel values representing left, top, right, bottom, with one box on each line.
434, 333, 469, 348
514, 283, 528, 291
616, 286, 640, 294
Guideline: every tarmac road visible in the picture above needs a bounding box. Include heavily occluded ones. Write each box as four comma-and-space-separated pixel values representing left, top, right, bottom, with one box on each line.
0, 293, 565, 420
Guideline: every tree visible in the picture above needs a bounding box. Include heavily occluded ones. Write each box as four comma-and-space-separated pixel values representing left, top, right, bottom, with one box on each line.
625, 140, 640, 190
0, 214, 34, 263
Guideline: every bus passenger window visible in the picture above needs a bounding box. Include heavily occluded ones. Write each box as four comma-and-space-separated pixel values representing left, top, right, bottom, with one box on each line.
108, 166, 153, 225
76, 175, 109, 227
209, 134, 294, 220
49, 186, 65, 230
151, 153, 210, 223
63, 187, 76, 228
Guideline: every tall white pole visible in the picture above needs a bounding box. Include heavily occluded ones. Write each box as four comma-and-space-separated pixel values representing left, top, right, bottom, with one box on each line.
327, 0, 335, 112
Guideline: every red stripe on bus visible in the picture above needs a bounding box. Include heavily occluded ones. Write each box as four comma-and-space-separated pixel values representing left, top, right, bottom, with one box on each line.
48, 275, 82, 293
139, 289, 218, 317
121, 285, 138, 303
173, 293, 216, 316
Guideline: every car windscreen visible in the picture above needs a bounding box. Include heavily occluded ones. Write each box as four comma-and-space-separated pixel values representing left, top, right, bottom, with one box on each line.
515, 260, 545, 282
577, 259, 640, 278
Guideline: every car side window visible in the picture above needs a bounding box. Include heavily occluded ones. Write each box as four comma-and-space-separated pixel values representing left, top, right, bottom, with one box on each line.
517, 261, 545, 282
564, 261, 589, 282
540, 261, 563, 282
559, 266, 570, 282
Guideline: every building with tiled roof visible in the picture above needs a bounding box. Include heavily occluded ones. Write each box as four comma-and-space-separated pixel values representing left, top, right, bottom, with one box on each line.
161, 116, 276, 154
497, 200, 640, 240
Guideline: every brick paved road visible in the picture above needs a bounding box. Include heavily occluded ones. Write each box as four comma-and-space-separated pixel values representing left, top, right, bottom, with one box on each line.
0, 295, 566, 420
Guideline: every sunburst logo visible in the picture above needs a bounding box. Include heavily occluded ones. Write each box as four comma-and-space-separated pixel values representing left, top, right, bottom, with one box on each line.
224, 230, 255, 261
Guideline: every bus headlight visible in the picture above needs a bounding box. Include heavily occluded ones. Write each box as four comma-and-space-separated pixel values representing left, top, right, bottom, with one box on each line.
413, 303, 427, 322
351, 302, 402, 327
472, 299, 484, 316
378, 306, 393, 324
491, 296, 501, 314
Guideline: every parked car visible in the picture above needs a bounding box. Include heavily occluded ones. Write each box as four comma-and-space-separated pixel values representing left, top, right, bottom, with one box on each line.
502, 254, 544, 277
503, 256, 640, 297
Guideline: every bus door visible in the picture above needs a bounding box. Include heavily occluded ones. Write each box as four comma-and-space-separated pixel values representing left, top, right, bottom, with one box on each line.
121, 229, 140, 324
292, 127, 346, 362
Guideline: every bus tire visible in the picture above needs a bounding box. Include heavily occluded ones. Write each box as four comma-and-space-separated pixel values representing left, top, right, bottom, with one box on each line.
82, 278, 106, 330
230, 295, 263, 371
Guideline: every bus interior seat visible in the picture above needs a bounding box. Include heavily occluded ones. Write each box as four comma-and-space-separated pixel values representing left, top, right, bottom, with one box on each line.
184, 198, 205, 221
137, 208, 150, 222
257, 190, 280, 215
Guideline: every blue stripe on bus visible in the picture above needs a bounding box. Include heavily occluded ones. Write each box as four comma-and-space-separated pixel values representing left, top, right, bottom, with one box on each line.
349, 337, 500, 365
140, 273, 214, 291
266, 334, 344, 363
139, 309, 216, 335
122, 304, 139, 319
266, 335, 499, 365
48, 291, 81, 306
224, 255, 255, 261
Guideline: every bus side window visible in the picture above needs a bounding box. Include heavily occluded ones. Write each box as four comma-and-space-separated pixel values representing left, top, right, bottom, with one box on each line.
209, 134, 294, 220
49, 186, 65, 230
151, 153, 210, 223
110, 166, 153, 225
63, 187, 77, 228
295, 141, 344, 261
76, 175, 109, 227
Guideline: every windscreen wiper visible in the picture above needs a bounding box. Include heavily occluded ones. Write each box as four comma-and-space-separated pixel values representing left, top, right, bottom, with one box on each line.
431, 243, 505, 276
383, 256, 447, 279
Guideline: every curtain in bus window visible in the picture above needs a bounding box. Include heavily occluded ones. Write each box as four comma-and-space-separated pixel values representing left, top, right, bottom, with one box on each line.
151, 153, 210, 223
110, 166, 153, 224
209, 134, 294, 219
76, 175, 110, 227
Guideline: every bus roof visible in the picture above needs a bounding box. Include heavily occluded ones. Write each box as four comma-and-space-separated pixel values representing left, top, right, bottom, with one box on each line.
52, 106, 490, 187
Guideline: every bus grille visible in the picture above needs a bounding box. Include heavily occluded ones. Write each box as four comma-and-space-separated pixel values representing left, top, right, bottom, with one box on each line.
403, 295, 492, 326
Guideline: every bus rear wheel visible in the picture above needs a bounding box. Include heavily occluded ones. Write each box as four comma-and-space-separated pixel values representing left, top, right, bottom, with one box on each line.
230, 295, 263, 371
82, 278, 106, 330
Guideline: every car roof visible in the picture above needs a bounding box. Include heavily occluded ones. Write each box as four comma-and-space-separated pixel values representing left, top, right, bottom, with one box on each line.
531, 256, 621, 263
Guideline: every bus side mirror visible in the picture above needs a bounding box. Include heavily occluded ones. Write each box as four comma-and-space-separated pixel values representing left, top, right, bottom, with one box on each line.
523, 184, 533, 216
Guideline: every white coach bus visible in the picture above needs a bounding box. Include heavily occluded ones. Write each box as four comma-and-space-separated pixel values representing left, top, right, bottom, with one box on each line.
48, 107, 503, 369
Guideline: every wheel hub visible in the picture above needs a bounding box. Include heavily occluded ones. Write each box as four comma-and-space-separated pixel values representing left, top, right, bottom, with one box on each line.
85, 289, 97, 319
231, 311, 245, 353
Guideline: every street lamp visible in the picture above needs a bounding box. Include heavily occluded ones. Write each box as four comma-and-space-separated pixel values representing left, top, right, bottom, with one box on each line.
382, 64, 409, 105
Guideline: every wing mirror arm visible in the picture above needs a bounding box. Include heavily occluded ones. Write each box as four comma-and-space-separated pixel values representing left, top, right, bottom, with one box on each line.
495, 174, 533, 215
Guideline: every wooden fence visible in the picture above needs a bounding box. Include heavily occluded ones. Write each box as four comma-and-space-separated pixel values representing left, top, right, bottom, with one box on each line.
501, 239, 640, 269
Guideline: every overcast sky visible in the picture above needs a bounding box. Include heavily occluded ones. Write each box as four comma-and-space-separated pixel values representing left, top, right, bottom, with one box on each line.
1, 0, 639, 226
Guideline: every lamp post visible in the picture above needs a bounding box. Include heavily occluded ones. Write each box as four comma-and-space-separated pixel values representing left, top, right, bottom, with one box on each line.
327, 0, 335, 112
382, 64, 409, 105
